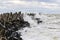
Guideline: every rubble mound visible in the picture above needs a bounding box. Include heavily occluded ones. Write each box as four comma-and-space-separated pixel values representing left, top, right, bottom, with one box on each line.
0, 12, 30, 40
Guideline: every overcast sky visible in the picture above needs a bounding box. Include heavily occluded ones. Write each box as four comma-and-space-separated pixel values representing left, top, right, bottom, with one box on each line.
0, 0, 60, 13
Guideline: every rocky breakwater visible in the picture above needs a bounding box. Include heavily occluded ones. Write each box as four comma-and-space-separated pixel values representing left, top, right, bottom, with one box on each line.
0, 12, 30, 40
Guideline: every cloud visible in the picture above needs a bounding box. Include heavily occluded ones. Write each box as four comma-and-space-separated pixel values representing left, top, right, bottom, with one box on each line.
53, 0, 60, 3
0, 0, 60, 13
39, 2, 59, 9
3, 0, 58, 9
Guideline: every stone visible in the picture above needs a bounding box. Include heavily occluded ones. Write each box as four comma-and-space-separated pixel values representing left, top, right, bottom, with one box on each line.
0, 11, 30, 40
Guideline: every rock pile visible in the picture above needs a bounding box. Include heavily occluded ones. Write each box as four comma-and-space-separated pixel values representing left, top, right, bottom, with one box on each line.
0, 12, 30, 40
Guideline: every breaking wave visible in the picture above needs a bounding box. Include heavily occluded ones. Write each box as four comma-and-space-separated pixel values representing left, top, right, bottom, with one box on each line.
18, 13, 60, 40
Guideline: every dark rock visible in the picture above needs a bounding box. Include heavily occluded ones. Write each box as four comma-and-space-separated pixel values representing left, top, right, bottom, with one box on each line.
35, 18, 40, 21
27, 13, 35, 16
37, 20, 42, 24
0, 11, 30, 40
7, 32, 22, 40
35, 18, 43, 24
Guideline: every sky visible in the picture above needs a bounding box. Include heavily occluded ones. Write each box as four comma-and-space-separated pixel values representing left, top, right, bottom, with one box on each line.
0, 0, 60, 13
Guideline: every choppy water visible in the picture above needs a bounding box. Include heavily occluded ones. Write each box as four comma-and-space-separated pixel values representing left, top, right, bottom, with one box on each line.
18, 13, 60, 40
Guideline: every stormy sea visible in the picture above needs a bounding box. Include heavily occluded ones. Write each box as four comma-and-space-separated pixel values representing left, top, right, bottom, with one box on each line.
0, 12, 60, 40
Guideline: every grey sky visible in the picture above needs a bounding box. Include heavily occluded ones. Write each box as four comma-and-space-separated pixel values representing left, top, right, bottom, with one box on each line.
0, 0, 60, 13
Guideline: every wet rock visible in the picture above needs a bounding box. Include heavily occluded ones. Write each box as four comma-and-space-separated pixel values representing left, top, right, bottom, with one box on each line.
37, 20, 42, 24
35, 18, 40, 21
27, 13, 35, 16
35, 18, 42, 24
0, 11, 30, 40
6, 32, 22, 40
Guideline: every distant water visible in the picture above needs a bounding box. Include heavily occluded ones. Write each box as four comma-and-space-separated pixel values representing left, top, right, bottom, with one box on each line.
18, 13, 60, 40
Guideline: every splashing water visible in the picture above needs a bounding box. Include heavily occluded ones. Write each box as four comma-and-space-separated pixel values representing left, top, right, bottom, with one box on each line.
18, 13, 60, 40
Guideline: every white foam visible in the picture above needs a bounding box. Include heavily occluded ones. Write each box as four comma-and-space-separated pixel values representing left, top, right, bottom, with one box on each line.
18, 14, 60, 40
